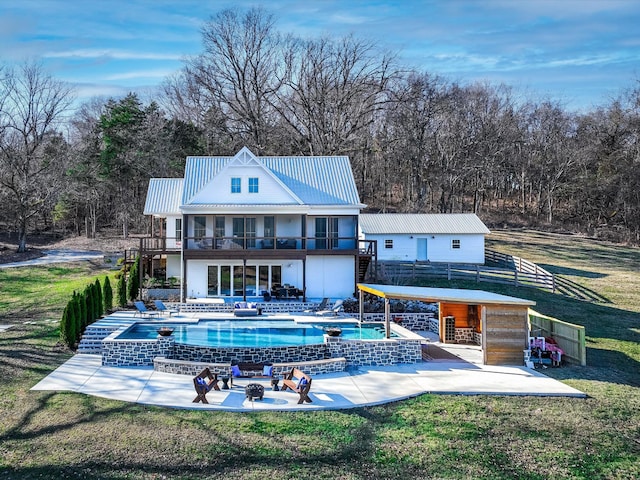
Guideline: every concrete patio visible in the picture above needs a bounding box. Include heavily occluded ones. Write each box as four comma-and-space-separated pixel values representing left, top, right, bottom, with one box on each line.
31, 349, 586, 412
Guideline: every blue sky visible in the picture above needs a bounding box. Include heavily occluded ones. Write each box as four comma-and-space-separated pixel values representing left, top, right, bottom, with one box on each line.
2, 0, 639, 112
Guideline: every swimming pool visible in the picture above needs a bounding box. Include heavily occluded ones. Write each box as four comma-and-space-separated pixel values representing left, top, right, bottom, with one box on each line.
118, 319, 395, 347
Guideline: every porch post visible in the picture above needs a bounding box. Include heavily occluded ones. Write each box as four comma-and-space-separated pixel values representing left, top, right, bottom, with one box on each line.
359, 287, 364, 323
302, 258, 307, 302
242, 258, 247, 301
181, 214, 187, 303
384, 297, 390, 339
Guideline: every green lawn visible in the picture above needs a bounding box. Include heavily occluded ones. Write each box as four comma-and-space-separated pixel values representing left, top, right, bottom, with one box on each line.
0, 234, 639, 479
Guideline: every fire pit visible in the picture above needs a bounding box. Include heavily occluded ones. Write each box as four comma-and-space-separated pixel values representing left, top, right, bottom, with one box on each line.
245, 383, 265, 401
156, 327, 174, 337
325, 327, 342, 337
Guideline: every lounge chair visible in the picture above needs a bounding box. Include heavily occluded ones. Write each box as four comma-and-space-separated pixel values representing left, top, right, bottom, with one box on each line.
134, 301, 159, 318
315, 299, 344, 317
153, 300, 179, 316
304, 297, 329, 313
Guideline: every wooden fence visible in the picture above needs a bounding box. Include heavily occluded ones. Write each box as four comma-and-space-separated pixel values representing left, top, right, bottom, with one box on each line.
529, 309, 586, 366
379, 254, 555, 292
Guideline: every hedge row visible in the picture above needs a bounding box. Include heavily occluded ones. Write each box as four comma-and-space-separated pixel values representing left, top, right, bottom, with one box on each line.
60, 276, 113, 349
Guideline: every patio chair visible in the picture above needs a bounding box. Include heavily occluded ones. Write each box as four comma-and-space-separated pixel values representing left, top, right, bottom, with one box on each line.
153, 300, 179, 316
134, 301, 158, 318
315, 299, 344, 317
304, 297, 330, 313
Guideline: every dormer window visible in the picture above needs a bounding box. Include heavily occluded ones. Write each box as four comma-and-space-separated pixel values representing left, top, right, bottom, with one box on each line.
231, 177, 241, 193
249, 177, 259, 193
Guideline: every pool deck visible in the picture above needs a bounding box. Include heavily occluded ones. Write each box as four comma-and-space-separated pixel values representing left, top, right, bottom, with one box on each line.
31, 312, 586, 411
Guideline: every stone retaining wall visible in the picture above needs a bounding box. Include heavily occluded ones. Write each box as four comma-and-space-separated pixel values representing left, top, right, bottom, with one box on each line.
102, 335, 174, 366
170, 342, 329, 364
154, 356, 347, 377
326, 337, 423, 366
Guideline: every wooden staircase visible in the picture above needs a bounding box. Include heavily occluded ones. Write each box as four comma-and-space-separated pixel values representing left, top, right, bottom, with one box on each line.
358, 255, 373, 282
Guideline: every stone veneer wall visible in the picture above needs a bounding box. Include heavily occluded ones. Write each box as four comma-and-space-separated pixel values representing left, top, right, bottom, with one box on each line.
102, 335, 174, 366
169, 342, 329, 364
326, 338, 423, 366
454, 327, 479, 344
362, 313, 436, 332
178, 302, 318, 314
153, 357, 347, 377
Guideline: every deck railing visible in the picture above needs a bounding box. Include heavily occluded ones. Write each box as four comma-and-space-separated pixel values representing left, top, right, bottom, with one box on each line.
141, 236, 378, 253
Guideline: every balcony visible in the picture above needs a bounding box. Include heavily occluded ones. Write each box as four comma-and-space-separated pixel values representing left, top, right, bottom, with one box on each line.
140, 236, 376, 258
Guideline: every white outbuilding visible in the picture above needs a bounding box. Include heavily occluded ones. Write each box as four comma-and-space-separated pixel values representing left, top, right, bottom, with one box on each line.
359, 213, 490, 264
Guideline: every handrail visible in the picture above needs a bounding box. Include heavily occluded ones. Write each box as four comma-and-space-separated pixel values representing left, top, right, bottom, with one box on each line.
140, 235, 363, 251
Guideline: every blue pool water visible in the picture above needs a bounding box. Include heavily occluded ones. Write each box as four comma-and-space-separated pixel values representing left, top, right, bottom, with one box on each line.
118, 319, 396, 347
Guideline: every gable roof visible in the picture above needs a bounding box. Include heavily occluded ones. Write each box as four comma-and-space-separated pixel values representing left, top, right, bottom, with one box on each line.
182, 150, 362, 206
143, 178, 183, 215
359, 213, 490, 235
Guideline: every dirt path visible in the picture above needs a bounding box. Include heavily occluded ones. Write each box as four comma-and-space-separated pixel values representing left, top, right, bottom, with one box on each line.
0, 234, 140, 265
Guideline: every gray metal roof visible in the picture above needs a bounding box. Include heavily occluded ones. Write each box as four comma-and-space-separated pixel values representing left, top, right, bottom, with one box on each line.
358, 283, 535, 306
182, 153, 362, 206
143, 178, 183, 215
359, 213, 490, 235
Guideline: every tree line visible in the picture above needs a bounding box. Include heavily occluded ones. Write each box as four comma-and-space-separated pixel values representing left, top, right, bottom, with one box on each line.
1, 7, 640, 251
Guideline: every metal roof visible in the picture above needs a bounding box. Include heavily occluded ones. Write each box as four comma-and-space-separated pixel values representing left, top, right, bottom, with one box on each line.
358, 283, 535, 306
359, 213, 490, 235
182, 153, 362, 206
143, 178, 183, 215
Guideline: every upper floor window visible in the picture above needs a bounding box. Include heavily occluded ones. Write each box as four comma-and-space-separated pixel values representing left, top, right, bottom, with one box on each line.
231, 177, 241, 193
248, 177, 259, 193
214, 216, 225, 238
194, 216, 206, 239
385, 239, 393, 249
175, 218, 182, 241
452, 239, 461, 249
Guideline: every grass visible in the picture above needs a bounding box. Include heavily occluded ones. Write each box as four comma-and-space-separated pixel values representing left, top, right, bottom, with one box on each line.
0, 235, 639, 479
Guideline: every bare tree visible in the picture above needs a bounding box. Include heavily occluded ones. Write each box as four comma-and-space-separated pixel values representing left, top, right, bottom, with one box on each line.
0, 61, 74, 251
186, 7, 284, 154
275, 35, 397, 156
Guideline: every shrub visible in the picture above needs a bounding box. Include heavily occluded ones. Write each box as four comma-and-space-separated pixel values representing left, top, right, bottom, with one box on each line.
117, 273, 127, 307
60, 302, 73, 348
127, 256, 140, 301
94, 278, 103, 318
103, 276, 113, 312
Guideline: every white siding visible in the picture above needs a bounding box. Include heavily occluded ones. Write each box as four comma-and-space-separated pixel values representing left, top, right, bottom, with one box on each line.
369, 233, 485, 263
190, 165, 297, 205
166, 255, 181, 280
165, 215, 181, 249
305, 256, 355, 299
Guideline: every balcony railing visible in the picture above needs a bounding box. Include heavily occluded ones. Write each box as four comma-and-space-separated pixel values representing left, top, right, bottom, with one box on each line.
141, 236, 378, 255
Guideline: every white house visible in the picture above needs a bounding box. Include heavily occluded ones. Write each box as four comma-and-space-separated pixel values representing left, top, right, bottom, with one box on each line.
358, 213, 490, 264
142, 147, 372, 301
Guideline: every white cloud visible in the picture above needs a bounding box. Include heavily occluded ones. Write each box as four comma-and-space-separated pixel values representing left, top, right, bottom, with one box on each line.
105, 68, 180, 81
43, 49, 183, 61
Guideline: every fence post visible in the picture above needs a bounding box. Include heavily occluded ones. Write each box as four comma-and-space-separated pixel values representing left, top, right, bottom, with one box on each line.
476, 265, 480, 283
515, 269, 519, 287
447, 263, 451, 280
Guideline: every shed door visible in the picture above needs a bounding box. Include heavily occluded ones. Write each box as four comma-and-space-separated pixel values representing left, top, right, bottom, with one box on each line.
417, 238, 428, 261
